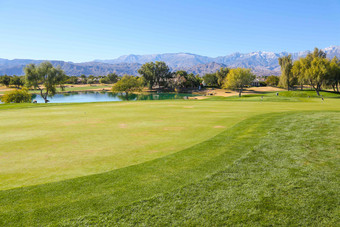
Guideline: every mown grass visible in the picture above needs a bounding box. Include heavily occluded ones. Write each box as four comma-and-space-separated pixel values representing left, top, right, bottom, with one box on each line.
66, 111, 340, 226
0, 92, 339, 225
0, 100, 237, 189
3, 98, 340, 190
205, 89, 340, 102
0, 112, 270, 225
0, 111, 339, 226
278, 90, 340, 98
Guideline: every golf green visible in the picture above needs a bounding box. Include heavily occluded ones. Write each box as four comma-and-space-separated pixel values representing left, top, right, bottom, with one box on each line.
0, 95, 339, 225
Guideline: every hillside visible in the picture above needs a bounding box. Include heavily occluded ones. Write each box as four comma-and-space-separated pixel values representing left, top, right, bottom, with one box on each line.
0, 59, 141, 77
0, 46, 339, 76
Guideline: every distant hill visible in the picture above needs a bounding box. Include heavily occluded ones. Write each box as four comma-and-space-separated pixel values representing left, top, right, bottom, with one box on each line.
177, 62, 227, 75
1, 46, 339, 76
95, 53, 211, 68
0, 59, 141, 77
94, 46, 340, 76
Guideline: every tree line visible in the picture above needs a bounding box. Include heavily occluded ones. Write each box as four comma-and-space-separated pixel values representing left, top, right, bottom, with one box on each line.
0, 73, 119, 86
1, 60, 258, 103
10, 50, 339, 103
0, 75, 25, 88
278, 48, 340, 95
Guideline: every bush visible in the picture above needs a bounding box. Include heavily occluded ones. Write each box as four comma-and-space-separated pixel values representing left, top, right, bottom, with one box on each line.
1, 88, 32, 103
112, 75, 144, 95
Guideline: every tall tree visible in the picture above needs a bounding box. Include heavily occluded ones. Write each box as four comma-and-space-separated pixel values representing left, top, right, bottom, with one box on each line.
24, 61, 67, 103
155, 61, 172, 87
216, 67, 229, 87
308, 56, 330, 96
292, 59, 306, 90
297, 48, 330, 96
138, 62, 156, 89
278, 54, 293, 90
329, 56, 340, 92
223, 68, 255, 97
138, 61, 172, 89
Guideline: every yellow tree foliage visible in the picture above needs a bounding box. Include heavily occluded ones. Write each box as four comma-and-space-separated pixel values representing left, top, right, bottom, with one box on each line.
223, 68, 255, 97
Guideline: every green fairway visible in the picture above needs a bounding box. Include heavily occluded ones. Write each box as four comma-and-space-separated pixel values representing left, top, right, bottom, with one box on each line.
67, 112, 340, 226
0, 94, 339, 225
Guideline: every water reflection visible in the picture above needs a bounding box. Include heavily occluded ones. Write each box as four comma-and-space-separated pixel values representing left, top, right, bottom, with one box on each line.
31, 92, 196, 103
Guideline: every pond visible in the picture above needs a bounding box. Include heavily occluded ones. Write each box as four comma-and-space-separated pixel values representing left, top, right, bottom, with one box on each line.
30, 91, 198, 103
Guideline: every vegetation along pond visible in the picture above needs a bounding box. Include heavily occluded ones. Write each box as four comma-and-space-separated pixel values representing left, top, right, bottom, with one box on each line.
31, 91, 197, 103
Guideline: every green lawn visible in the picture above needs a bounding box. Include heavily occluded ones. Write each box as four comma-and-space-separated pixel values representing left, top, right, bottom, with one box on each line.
67, 112, 340, 226
0, 93, 339, 226
206, 90, 340, 102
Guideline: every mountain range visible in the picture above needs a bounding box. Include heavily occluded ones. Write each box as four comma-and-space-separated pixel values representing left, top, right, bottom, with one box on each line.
1, 46, 339, 77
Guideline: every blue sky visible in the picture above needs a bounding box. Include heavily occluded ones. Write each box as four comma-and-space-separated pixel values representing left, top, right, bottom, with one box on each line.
1, 0, 339, 62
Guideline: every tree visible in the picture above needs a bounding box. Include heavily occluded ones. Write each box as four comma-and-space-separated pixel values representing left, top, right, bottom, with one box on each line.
154, 61, 172, 87
216, 67, 229, 87
278, 55, 293, 90
88, 75, 96, 84
111, 75, 144, 99
80, 74, 87, 84
138, 62, 156, 89
295, 48, 330, 96
87, 78, 94, 85
1, 88, 31, 103
10, 75, 24, 88
223, 68, 255, 97
308, 56, 330, 96
67, 76, 78, 84
0, 75, 11, 87
203, 73, 218, 86
107, 73, 119, 84
99, 77, 108, 84
185, 73, 201, 88
172, 71, 201, 90
100, 73, 120, 84
138, 61, 172, 89
329, 56, 340, 92
265, 75, 280, 86
172, 70, 187, 90
24, 61, 67, 103
292, 59, 306, 90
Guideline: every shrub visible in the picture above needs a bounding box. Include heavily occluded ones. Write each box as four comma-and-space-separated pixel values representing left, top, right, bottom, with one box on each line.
1, 88, 32, 103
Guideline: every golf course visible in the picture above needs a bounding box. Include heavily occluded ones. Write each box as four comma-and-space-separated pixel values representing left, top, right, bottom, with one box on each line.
0, 90, 339, 226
